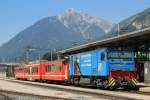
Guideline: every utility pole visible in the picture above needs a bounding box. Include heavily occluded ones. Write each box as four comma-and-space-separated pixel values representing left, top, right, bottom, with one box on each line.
26, 50, 29, 63
38, 52, 41, 61
117, 23, 120, 36
51, 50, 52, 61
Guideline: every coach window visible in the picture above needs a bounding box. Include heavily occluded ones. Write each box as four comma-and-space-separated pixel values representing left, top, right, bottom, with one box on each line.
19, 69, 21, 73
48, 65, 51, 72
25, 68, 28, 74
36, 67, 38, 73
24, 69, 26, 73
27, 69, 30, 74
20, 68, 22, 73
56, 65, 61, 72
45, 65, 48, 72
32, 67, 38, 73
46, 65, 51, 72
36, 68, 37, 73
101, 52, 105, 61
32, 68, 34, 74
51, 64, 55, 72
32, 68, 34, 73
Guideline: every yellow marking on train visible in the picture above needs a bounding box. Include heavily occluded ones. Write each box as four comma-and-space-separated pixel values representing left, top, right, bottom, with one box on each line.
111, 81, 116, 87
109, 78, 115, 86
109, 78, 113, 83
132, 79, 137, 84
131, 79, 136, 85
133, 78, 138, 83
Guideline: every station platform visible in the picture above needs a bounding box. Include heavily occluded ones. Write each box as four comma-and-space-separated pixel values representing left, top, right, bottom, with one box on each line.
138, 82, 150, 93
0, 79, 109, 100
1, 78, 150, 100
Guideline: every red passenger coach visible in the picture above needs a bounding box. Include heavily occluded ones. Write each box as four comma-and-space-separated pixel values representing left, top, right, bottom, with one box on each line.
15, 60, 69, 82
15, 65, 31, 80
15, 66, 25, 79
23, 65, 30, 79
41, 60, 69, 81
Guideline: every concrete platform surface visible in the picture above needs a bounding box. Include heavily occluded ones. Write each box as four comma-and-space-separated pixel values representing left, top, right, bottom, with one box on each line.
0, 80, 108, 100
138, 83, 150, 93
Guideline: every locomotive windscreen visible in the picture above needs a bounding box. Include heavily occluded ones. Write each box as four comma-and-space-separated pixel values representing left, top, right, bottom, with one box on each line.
108, 51, 133, 61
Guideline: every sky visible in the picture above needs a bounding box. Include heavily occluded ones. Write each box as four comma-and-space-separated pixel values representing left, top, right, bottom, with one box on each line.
0, 0, 150, 46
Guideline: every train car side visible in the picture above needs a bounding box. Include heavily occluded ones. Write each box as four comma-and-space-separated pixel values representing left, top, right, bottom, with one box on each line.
15, 65, 30, 80
15, 60, 69, 82
69, 49, 108, 85
41, 60, 69, 81
15, 66, 25, 79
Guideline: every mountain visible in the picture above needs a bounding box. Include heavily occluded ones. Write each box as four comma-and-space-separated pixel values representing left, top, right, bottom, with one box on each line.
58, 8, 113, 36
109, 8, 150, 35
0, 17, 86, 61
0, 9, 114, 61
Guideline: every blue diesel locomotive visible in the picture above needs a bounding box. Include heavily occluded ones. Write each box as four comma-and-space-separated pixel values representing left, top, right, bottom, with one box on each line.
69, 48, 138, 89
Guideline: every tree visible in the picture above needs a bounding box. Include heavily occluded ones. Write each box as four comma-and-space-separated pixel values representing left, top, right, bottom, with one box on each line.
42, 52, 58, 61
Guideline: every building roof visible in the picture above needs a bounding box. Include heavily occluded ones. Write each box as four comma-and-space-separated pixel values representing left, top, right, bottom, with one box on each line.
59, 27, 150, 55
0, 62, 20, 67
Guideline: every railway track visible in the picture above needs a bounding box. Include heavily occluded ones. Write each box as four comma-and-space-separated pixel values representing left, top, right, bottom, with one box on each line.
0, 92, 11, 100
72, 85, 150, 96
117, 89, 150, 96
0, 78, 150, 100
0, 89, 65, 100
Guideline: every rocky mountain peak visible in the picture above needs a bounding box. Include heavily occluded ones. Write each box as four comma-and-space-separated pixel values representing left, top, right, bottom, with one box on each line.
109, 8, 150, 35
58, 8, 114, 33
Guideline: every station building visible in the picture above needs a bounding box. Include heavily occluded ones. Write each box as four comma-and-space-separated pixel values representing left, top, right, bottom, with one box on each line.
0, 63, 20, 77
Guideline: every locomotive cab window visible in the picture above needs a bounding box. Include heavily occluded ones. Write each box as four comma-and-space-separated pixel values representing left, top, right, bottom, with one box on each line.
101, 52, 105, 61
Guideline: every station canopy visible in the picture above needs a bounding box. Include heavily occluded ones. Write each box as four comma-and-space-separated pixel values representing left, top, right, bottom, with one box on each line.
59, 27, 150, 55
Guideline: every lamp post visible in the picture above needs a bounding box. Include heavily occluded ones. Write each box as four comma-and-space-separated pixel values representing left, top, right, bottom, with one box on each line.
26, 50, 29, 63
50, 48, 57, 61
38, 52, 41, 61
